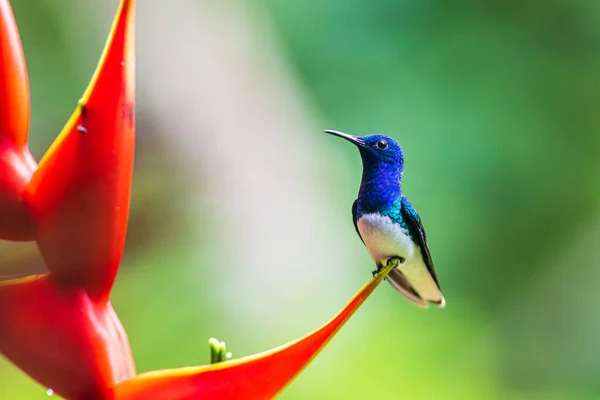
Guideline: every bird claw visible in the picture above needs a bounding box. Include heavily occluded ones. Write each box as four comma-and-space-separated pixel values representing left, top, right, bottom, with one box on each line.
386, 256, 403, 269
373, 256, 403, 279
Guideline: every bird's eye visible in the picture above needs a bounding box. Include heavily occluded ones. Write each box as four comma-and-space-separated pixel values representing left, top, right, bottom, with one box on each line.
375, 140, 388, 150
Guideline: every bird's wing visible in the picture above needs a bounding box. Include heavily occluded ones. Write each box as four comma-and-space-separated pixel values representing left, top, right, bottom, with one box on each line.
400, 195, 441, 287
352, 200, 365, 244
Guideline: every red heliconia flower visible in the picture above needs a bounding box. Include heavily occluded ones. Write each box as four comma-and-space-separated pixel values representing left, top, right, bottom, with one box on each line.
0, 1, 397, 398
0, 0, 137, 399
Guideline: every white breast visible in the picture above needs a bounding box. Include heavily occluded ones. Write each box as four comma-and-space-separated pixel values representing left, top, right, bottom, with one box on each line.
356, 213, 418, 265
357, 213, 444, 306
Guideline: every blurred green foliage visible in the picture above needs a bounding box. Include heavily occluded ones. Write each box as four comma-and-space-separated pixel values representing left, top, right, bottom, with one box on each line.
2, 0, 600, 399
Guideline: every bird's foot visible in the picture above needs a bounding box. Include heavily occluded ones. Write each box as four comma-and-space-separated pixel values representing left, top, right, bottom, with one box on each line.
386, 256, 404, 269
373, 257, 403, 279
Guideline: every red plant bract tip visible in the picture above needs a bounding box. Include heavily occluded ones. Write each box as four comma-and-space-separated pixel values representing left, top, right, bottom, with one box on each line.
109, 264, 395, 400
0, 0, 30, 150
0, 0, 36, 241
25, 0, 136, 302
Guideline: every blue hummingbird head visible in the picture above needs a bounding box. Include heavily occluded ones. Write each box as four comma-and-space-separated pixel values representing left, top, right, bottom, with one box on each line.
325, 130, 404, 175
325, 130, 404, 212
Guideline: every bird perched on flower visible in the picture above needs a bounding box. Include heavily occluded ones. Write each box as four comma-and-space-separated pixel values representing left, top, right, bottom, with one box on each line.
326, 130, 445, 308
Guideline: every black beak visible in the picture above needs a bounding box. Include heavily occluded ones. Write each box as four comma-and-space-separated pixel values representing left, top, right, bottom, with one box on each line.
324, 130, 365, 147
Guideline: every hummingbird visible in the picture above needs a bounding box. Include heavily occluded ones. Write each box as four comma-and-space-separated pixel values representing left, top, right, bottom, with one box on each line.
325, 130, 445, 308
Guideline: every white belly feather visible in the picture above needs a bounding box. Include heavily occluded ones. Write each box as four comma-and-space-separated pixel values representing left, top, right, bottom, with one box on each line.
357, 212, 444, 305
356, 213, 418, 264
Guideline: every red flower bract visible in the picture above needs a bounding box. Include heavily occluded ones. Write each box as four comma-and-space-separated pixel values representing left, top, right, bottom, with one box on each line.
0, 0, 137, 398
0, 0, 36, 241
25, 0, 136, 303
0, 275, 136, 400
0, 1, 394, 399
107, 266, 394, 400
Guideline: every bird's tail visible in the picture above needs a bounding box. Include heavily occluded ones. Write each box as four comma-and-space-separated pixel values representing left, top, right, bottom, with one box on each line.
386, 266, 445, 308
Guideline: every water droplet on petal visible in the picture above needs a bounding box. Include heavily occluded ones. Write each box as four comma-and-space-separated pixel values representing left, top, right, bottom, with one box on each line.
46, 389, 54, 396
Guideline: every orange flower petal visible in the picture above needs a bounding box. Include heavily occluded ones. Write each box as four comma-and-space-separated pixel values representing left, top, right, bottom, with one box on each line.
25, 0, 136, 301
109, 265, 395, 400
0, 0, 36, 241
0, 275, 136, 400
